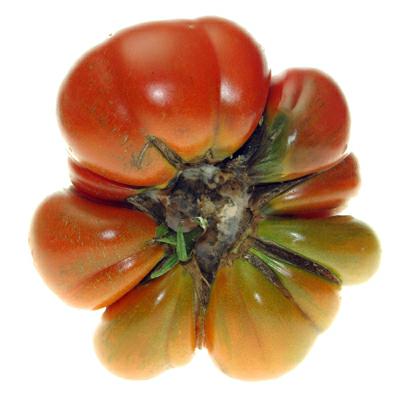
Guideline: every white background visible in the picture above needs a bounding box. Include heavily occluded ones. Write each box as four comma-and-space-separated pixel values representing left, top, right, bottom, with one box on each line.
1, 0, 399, 396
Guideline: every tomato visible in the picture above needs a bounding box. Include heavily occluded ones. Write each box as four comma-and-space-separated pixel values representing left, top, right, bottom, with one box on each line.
58, 17, 269, 187
30, 17, 380, 381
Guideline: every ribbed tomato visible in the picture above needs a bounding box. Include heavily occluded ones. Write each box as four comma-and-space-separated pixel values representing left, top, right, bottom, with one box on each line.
30, 17, 380, 381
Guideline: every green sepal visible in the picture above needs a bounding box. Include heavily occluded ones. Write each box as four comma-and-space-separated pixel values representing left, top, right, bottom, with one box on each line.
156, 236, 177, 246
156, 224, 169, 238
176, 225, 189, 262
248, 247, 286, 275
149, 254, 179, 279
249, 112, 290, 183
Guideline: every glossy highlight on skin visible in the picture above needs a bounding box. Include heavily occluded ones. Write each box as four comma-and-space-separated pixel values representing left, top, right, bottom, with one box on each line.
58, 17, 269, 186
94, 265, 196, 379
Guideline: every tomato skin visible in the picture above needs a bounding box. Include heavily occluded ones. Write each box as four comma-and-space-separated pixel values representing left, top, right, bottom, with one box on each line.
264, 153, 360, 217
94, 265, 196, 379
256, 216, 380, 284
68, 157, 140, 202
58, 17, 269, 187
29, 189, 165, 309
250, 69, 350, 183
196, 17, 270, 159
205, 259, 317, 380
261, 255, 340, 330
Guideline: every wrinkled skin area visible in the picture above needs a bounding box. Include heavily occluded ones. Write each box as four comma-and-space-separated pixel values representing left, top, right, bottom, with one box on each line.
30, 17, 381, 381
160, 164, 252, 277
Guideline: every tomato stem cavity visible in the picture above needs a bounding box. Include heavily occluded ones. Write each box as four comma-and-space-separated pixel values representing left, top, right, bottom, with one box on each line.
128, 126, 341, 301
